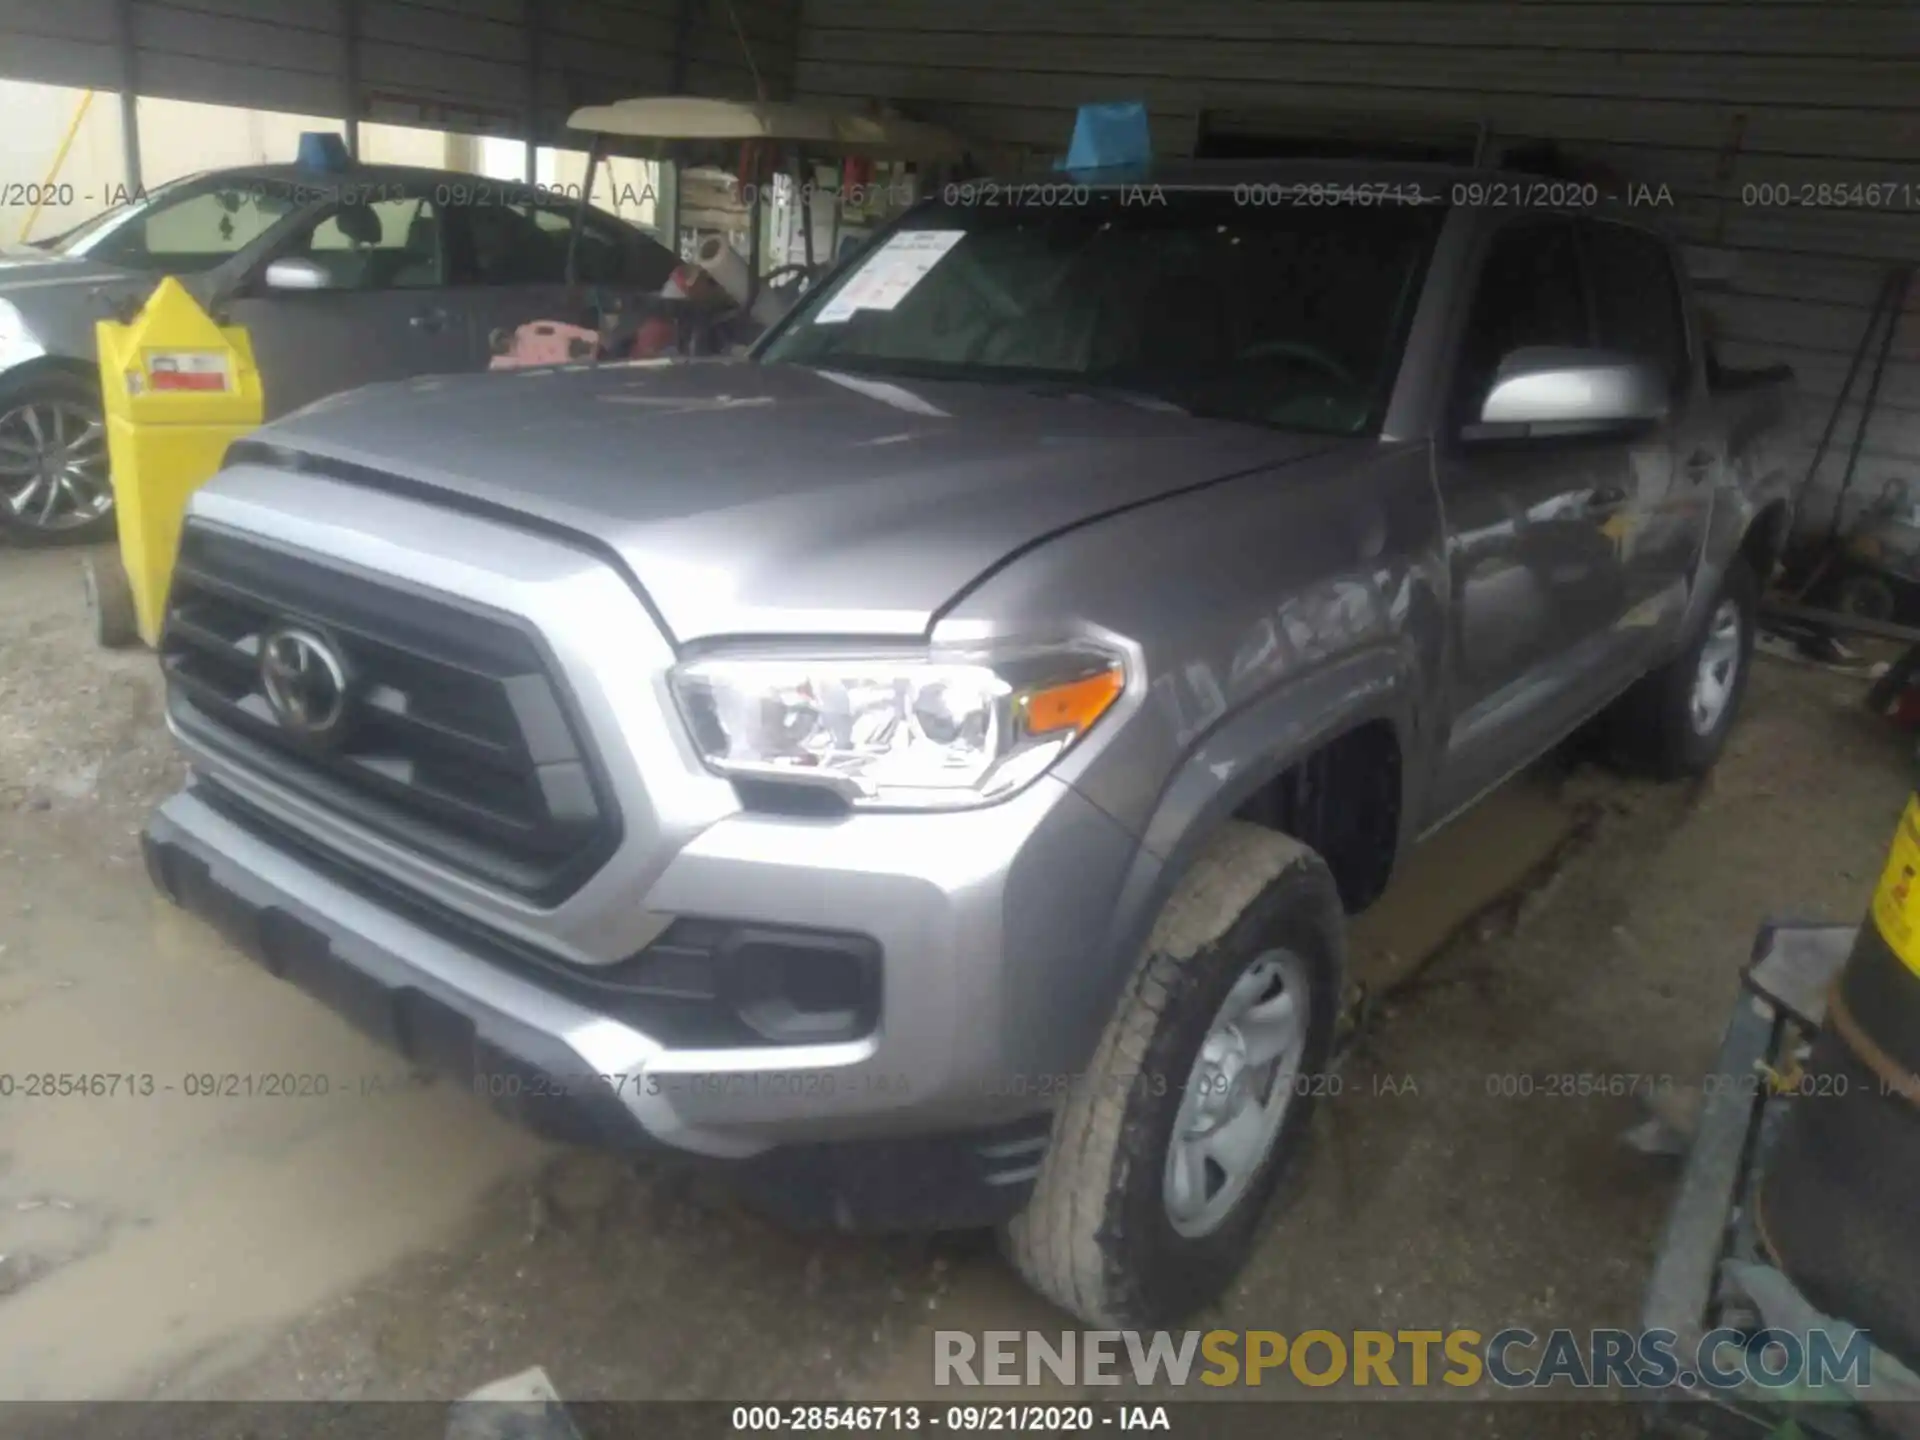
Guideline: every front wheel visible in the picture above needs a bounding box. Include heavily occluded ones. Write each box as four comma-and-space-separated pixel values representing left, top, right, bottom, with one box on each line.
0, 372, 115, 545
1604, 556, 1758, 778
1001, 822, 1344, 1326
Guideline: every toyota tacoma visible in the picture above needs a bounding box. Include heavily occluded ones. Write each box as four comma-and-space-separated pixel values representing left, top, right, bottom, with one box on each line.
141, 161, 1794, 1325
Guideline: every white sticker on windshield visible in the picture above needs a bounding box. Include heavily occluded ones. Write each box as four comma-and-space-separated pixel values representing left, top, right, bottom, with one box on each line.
812, 229, 965, 324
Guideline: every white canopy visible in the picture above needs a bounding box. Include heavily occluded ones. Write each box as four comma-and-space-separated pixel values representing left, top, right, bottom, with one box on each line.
565, 96, 968, 159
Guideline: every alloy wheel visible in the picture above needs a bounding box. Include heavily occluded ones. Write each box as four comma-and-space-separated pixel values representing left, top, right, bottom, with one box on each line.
0, 396, 112, 533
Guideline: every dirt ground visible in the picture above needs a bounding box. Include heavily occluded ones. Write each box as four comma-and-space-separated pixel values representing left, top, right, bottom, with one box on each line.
0, 539, 1909, 1436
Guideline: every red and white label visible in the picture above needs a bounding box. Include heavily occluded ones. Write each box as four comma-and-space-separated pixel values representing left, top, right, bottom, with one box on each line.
144, 350, 232, 392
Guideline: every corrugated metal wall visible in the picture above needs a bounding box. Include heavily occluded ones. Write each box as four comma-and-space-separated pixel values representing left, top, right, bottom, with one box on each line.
0, 0, 799, 145
797, 0, 1919, 530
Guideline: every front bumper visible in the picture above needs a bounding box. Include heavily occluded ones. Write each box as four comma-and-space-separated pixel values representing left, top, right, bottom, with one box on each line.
142, 774, 1138, 1226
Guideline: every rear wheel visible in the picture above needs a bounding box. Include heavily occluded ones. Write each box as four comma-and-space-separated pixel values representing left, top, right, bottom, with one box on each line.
1605, 556, 1757, 778
0, 372, 114, 545
1001, 822, 1343, 1326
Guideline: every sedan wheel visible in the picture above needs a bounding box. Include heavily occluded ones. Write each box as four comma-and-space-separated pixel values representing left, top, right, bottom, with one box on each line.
0, 391, 112, 538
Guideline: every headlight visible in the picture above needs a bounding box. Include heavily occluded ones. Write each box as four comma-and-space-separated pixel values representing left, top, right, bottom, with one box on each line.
670, 646, 1126, 809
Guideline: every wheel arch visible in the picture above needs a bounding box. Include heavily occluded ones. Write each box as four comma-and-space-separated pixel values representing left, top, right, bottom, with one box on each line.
0, 355, 102, 397
1084, 645, 1419, 1072
1739, 498, 1792, 583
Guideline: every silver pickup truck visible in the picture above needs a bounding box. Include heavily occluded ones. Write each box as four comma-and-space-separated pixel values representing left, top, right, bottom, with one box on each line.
141, 161, 1794, 1326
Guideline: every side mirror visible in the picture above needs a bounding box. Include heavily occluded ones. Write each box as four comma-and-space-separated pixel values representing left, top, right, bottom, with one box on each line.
262, 256, 334, 292
1468, 347, 1667, 439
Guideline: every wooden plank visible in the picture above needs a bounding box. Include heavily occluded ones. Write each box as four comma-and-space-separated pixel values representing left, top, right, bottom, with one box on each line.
795, 61, 1918, 159
0, 29, 119, 91
798, 0, 1917, 59
358, 1, 524, 63
546, 0, 676, 52
537, 51, 676, 105
1705, 293, 1920, 365
0, 0, 124, 43
1691, 251, 1915, 309
795, 32, 1918, 110
387, 0, 522, 20
1669, 202, 1920, 267
1542, 139, 1920, 202
357, 42, 521, 110
1720, 345, 1920, 411
151, 0, 345, 25
131, 3, 347, 76
136, 50, 346, 117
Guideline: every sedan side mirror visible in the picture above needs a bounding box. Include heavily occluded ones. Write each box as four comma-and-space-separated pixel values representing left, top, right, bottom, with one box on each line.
262, 256, 334, 292
1467, 347, 1667, 440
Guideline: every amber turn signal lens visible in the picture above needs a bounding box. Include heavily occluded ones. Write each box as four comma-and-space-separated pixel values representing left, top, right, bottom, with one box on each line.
1022, 666, 1124, 736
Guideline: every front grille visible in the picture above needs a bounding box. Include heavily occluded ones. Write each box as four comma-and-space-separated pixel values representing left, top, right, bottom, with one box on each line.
162, 522, 619, 904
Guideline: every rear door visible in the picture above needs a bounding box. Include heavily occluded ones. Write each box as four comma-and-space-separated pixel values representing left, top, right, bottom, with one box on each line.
227, 185, 467, 418
1427, 215, 1634, 819
1579, 218, 1713, 627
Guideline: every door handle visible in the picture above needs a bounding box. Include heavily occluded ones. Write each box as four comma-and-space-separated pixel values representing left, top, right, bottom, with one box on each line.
1683, 449, 1717, 481
1587, 484, 1628, 509
409, 308, 449, 332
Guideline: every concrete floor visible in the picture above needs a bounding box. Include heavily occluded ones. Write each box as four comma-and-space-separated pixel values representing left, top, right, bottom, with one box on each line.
0, 541, 1908, 1435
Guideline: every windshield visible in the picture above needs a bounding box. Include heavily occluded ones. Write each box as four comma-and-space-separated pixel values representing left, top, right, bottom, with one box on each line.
43, 173, 206, 254
761, 190, 1447, 435
46, 173, 299, 269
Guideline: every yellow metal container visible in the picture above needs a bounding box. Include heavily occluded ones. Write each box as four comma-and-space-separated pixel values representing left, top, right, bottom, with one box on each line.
95, 277, 262, 645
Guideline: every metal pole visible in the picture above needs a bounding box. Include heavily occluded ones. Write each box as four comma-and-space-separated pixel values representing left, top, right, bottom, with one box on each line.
523, 0, 540, 185
1800, 268, 1901, 513
342, 0, 360, 157
116, 0, 142, 191
1825, 265, 1914, 545
747, 167, 762, 312
566, 132, 604, 286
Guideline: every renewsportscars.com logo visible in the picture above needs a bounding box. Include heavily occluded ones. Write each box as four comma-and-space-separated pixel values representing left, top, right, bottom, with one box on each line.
935, 1327, 1873, 1393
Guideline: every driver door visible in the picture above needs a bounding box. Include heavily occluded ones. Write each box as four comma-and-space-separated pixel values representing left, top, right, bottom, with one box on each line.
226, 186, 469, 418
1427, 216, 1635, 821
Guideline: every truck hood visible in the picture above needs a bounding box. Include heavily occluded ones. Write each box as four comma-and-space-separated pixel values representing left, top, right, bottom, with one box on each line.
246, 359, 1349, 642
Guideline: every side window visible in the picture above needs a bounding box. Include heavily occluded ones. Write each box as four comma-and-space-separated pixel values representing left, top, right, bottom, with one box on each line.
460, 199, 668, 287
1584, 221, 1690, 396
1455, 220, 1589, 416
278, 195, 444, 290
529, 204, 630, 284
85, 184, 296, 272
464, 201, 565, 285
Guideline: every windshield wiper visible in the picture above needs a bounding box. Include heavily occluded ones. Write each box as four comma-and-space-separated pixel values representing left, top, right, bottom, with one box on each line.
1015, 380, 1193, 415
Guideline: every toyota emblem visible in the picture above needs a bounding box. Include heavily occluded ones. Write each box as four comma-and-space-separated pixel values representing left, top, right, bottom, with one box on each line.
259, 627, 351, 744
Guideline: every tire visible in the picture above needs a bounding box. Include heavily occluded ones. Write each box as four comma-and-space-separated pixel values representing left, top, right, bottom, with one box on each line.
1604, 556, 1758, 779
1001, 821, 1344, 1326
1834, 571, 1898, 625
83, 552, 140, 649
0, 370, 115, 546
